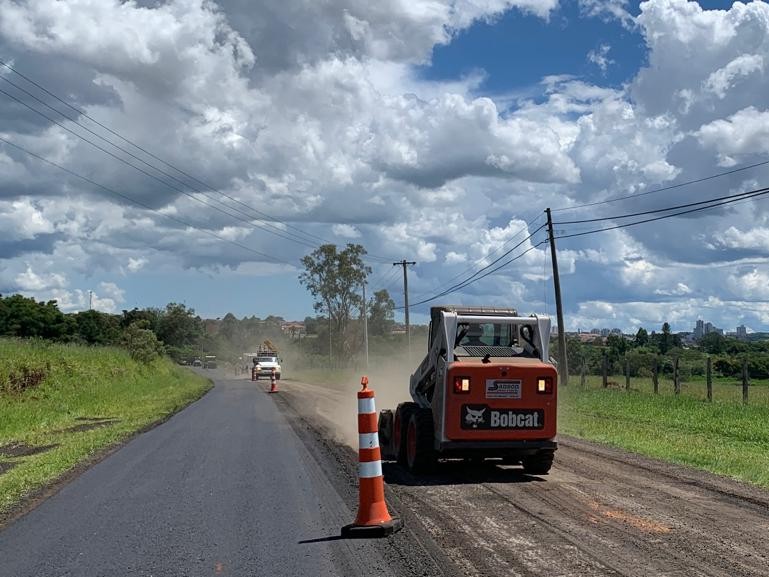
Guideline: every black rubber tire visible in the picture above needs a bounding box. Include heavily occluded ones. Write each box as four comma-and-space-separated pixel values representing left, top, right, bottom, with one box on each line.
378, 409, 395, 460
522, 451, 554, 475
276, 373, 281, 380
405, 408, 437, 473
395, 402, 418, 466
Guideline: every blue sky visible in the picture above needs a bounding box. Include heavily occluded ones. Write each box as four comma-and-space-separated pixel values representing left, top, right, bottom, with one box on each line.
421, 1, 645, 93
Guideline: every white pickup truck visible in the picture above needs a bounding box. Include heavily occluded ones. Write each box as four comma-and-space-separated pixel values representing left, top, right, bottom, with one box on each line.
249, 346, 281, 379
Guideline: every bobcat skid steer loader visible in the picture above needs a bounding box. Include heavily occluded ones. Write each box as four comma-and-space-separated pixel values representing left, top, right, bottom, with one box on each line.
378, 306, 558, 474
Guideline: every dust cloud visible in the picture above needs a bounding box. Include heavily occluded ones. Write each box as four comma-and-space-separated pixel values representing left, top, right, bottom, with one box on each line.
290, 352, 416, 449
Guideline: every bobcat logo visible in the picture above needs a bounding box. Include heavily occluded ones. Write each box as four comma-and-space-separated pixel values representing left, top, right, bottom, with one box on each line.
464, 406, 486, 428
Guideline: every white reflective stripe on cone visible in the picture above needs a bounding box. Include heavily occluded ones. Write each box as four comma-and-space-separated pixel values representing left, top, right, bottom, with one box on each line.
359, 432, 379, 449
357, 397, 376, 415
359, 460, 383, 479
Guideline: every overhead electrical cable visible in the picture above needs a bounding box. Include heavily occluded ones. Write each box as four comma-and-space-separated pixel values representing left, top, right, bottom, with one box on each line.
0, 83, 326, 251
410, 213, 544, 301
398, 228, 546, 309
555, 185, 769, 225
551, 159, 769, 213
0, 60, 394, 262
555, 185, 769, 240
0, 136, 294, 266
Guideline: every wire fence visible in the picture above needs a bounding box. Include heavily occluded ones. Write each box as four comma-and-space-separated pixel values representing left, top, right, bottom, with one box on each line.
572, 352, 768, 408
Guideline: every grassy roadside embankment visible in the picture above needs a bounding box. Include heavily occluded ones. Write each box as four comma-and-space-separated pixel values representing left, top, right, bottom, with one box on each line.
0, 338, 212, 517
559, 375, 769, 489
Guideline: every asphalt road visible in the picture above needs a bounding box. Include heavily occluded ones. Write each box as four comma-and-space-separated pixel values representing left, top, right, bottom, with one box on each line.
0, 374, 455, 577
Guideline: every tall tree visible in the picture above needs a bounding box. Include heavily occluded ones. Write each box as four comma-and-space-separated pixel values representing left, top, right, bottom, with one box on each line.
634, 327, 649, 347
658, 322, 674, 354
368, 289, 395, 336
299, 244, 370, 359
156, 303, 203, 349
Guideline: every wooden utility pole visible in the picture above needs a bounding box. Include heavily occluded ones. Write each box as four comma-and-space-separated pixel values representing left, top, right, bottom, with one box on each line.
706, 356, 712, 402
546, 208, 568, 386
394, 260, 416, 360
625, 356, 630, 391
652, 357, 659, 394
674, 356, 680, 395
742, 358, 749, 404
602, 350, 608, 388
362, 282, 369, 369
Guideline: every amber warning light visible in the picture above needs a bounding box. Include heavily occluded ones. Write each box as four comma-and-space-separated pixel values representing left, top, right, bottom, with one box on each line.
537, 377, 553, 394
454, 376, 471, 394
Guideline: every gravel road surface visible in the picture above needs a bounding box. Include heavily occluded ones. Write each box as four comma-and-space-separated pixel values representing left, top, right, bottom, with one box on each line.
281, 378, 769, 577
0, 374, 458, 577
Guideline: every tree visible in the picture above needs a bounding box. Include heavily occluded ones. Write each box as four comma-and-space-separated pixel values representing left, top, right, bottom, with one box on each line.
657, 322, 672, 354
299, 244, 371, 360
368, 289, 395, 336
634, 327, 649, 347
122, 321, 164, 363
73, 310, 120, 345
699, 332, 726, 355
156, 303, 203, 349
0, 294, 70, 340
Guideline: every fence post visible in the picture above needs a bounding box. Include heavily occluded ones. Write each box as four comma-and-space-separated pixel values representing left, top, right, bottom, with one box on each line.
706, 356, 712, 402
580, 361, 586, 388
652, 356, 659, 394
602, 350, 608, 388
674, 356, 680, 396
625, 356, 630, 390
742, 358, 749, 405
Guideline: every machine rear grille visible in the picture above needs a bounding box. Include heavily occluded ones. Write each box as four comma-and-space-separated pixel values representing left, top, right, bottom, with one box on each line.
458, 345, 521, 357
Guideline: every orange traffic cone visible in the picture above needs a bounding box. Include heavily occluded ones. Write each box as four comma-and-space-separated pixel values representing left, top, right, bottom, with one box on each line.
341, 377, 402, 538
269, 368, 278, 393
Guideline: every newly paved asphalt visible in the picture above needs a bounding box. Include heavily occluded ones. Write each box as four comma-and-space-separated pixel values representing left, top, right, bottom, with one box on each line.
0, 375, 397, 576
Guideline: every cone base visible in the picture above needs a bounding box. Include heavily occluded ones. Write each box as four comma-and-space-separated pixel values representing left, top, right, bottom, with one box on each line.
341, 517, 402, 539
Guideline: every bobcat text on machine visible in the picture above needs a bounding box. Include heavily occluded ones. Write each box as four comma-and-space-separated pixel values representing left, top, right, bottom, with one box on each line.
378, 306, 558, 474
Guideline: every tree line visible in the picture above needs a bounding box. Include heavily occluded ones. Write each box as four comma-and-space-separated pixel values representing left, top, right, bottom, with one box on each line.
560, 323, 769, 380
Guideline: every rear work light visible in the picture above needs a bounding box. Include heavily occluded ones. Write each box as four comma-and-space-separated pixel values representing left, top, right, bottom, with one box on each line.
537, 377, 554, 394
454, 376, 471, 394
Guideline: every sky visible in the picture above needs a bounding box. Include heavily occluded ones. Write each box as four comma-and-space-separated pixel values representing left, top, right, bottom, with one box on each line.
2, 0, 769, 334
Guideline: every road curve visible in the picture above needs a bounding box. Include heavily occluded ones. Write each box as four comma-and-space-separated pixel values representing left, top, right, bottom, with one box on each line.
0, 374, 456, 577
280, 378, 769, 577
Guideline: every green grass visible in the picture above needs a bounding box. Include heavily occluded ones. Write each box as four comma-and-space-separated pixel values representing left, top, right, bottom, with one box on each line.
560, 375, 769, 488
0, 339, 211, 516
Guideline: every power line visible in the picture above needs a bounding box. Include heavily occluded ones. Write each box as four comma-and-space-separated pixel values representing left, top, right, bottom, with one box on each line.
0, 58, 336, 248
552, 159, 769, 213
0, 136, 294, 266
554, 185, 769, 225
398, 229, 546, 309
555, 184, 769, 240
410, 213, 544, 301
0, 84, 327, 251
0, 59, 394, 262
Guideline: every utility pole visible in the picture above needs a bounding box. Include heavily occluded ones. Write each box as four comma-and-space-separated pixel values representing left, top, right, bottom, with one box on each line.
393, 260, 416, 359
88, 290, 93, 311
362, 281, 369, 369
546, 208, 568, 387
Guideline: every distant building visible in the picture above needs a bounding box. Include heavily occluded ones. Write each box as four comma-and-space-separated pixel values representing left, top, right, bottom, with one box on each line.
600, 328, 610, 337
694, 319, 723, 339
590, 328, 600, 335
281, 322, 306, 337
737, 325, 748, 340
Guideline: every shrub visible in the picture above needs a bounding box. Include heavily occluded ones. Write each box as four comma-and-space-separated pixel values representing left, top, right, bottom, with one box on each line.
122, 321, 164, 363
